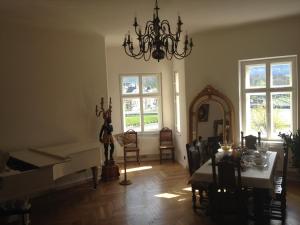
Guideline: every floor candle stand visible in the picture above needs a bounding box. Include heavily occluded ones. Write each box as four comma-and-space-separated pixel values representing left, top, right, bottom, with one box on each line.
120, 153, 131, 185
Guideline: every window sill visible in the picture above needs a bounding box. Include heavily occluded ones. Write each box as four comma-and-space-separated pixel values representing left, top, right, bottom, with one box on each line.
137, 131, 159, 136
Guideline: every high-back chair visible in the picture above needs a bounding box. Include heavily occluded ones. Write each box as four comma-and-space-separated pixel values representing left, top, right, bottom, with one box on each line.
123, 129, 140, 164
241, 131, 261, 149
159, 127, 175, 163
210, 153, 248, 223
268, 141, 288, 221
207, 136, 222, 155
186, 142, 209, 210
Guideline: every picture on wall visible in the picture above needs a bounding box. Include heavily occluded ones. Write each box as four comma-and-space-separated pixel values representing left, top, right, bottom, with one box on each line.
198, 104, 209, 122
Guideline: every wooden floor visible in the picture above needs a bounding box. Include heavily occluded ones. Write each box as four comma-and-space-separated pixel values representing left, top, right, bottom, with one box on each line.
18, 162, 300, 225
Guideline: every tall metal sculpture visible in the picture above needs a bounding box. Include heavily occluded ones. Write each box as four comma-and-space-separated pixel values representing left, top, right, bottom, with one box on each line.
96, 97, 119, 181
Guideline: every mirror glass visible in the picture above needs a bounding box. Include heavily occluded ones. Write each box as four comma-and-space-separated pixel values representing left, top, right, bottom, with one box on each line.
196, 101, 224, 140
189, 85, 235, 145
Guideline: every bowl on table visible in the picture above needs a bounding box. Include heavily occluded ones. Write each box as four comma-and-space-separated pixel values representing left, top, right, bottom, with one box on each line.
257, 146, 268, 154
254, 157, 264, 165
220, 144, 232, 152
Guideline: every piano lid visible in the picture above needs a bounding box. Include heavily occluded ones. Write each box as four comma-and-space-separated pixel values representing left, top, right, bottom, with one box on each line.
30, 142, 100, 159
10, 149, 66, 168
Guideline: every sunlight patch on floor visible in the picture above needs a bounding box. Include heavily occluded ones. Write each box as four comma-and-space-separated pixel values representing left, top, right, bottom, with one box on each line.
177, 198, 186, 202
154, 193, 180, 199
182, 187, 192, 192
120, 166, 153, 173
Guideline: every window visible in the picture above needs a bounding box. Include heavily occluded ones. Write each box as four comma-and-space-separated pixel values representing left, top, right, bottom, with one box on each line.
174, 72, 181, 133
240, 56, 298, 140
120, 74, 162, 132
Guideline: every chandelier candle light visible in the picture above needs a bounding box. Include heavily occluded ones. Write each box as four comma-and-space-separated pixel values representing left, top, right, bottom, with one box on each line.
123, 0, 193, 62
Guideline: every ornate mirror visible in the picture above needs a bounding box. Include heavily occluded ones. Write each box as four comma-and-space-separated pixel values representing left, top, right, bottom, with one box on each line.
189, 85, 236, 145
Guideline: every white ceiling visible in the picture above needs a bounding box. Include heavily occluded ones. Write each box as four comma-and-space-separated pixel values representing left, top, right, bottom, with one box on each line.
1, 0, 300, 45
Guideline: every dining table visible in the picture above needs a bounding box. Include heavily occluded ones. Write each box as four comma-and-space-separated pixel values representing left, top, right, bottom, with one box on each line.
189, 150, 278, 223
190, 150, 277, 189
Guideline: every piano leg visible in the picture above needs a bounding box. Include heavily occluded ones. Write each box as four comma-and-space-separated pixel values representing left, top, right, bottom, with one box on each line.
91, 166, 99, 189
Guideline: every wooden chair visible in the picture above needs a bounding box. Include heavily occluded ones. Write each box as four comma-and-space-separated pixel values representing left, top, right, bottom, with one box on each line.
274, 142, 289, 186
0, 205, 31, 225
241, 131, 261, 149
186, 142, 209, 210
266, 141, 288, 222
207, 136, 222, 155
159, 127, 175, 164
123, 129, 140, 164
210, 153, 249, 224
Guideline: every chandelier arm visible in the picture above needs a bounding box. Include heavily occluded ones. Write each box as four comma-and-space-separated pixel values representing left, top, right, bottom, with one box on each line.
173, 42, 189, 56
135, 20, 154, 37
162, 35, 177, 55
143, 51, 151, 61
146, 22, 156, 36
174, 47, 192, 59
124, 46, 139, 58
160, 20, 176, 36
141, 35, 153, 53
124, 44, 144, 58
148, 26, 157, 38
134, 53, 146, 59
165, 50, 174, 60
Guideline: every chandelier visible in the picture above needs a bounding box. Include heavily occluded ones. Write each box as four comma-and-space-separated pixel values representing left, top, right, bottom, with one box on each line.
122, 0, 193, 62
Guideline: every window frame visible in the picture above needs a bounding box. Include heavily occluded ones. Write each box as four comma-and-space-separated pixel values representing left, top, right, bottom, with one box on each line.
239, 55, 298, 140
173, 71, 181, 134
119, 73, 163, 133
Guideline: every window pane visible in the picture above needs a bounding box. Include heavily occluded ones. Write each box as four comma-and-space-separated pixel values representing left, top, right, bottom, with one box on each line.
271, 63, 292, 87
246, 93, 267, 136
143, 97, 159, 131
176, 95, 181, 133
123, 98, 141, 132
121, 76, 139, 95
245, 64, 266, 88
271, 92, 292, 138
142, 75, 159, 94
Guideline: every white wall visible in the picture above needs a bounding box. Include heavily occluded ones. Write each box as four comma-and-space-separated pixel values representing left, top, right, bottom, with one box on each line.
185, 15, 300, 143
0, 21, 108, 151
105, 46, 174, 159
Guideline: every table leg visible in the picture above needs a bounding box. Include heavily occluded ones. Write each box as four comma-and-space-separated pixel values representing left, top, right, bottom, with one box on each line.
253, 188, 270, 224
91, 166, 98, 189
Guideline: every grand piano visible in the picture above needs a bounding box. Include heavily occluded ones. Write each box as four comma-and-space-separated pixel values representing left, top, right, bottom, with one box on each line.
0, 142, 101, 202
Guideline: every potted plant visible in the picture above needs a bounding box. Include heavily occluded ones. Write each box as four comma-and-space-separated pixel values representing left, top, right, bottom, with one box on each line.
279, 129, 300, 169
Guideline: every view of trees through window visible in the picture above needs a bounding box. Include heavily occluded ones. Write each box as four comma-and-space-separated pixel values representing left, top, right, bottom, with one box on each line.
121, 74, 161, 132
241, 56, 296, 139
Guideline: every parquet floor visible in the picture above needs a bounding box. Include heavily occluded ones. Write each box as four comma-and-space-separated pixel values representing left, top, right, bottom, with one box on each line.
27, 162, 300, 225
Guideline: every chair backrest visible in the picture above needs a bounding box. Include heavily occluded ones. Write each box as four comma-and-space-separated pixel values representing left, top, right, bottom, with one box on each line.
186, 143, 201, 176
123, 129, 138, 147
241, 131, 261, 149
160, 127, 173, 145
211, 154, 242, 191
281, 140, 289, 199
207, 136, 222, 155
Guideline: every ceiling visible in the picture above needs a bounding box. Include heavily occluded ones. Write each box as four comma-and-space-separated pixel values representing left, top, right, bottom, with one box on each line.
1, 0, 300, 45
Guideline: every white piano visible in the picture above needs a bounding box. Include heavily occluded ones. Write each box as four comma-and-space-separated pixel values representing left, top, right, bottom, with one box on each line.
0, 142, 101, 202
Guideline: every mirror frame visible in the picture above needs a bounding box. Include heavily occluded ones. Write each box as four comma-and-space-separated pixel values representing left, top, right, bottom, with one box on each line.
188, 85, 236, 144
